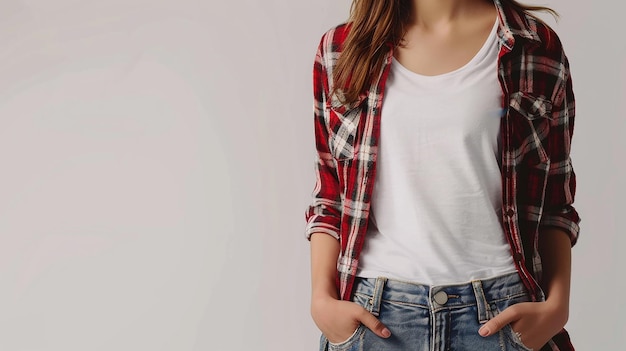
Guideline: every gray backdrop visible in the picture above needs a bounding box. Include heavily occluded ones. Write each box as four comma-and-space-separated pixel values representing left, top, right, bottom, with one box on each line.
0, 0, 621, 350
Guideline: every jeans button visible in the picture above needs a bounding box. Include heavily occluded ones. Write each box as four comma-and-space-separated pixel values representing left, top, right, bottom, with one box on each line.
433, 291, 448, 305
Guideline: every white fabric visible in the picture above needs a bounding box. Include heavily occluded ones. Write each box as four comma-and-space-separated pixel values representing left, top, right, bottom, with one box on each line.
356, 18, 517, 285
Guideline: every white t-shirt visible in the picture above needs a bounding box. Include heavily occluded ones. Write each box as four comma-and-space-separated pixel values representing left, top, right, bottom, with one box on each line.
356, 18, 517, 285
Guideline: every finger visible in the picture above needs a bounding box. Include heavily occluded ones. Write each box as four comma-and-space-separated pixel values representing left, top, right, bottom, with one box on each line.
479, 307, 518, 337
358, 309, 391, 338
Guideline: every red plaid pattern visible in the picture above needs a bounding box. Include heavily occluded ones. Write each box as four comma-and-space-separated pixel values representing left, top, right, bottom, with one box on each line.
304, 1, 580, 349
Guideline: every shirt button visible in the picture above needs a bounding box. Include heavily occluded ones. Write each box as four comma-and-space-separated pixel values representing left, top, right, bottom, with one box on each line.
433, 291, 448, 305
505, 208, 515, 217
513, 252, 524, 262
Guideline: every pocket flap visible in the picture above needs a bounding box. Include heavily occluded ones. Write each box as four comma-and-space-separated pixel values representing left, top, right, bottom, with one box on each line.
508, 92, 554, 120
327, 106, 360, 160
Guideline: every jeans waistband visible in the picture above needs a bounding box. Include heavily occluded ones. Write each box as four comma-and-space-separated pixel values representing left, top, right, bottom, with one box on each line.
353, 271, 528, 322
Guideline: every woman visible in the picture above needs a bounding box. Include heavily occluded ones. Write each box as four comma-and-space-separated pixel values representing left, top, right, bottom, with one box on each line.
304, 0, 580, 350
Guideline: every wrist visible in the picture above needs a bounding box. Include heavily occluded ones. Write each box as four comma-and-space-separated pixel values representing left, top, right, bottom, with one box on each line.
311, 278, 339, 301
310, 293, 339, 321
312, 290, 339, 302
543, 298, 569, 326
541, 286, 570, 311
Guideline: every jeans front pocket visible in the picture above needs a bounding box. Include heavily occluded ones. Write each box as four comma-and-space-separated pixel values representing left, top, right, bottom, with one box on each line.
490, 294, 534, 351
326, 325, 366, 351
323, 292, 371, 351
503, 324, 534, 351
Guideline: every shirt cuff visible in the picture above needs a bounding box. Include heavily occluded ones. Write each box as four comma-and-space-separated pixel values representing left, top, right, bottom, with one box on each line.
305, 215, 340, 241
539, 211, 580, 246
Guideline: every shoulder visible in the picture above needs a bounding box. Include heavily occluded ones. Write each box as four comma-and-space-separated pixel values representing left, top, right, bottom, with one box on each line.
507, 10, 572, 85
519, 12, 568, 60
316, 22, 352, 58
514, 12, 574, 107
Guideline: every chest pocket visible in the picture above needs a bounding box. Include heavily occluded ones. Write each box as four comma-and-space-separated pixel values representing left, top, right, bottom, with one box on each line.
327, 102, 363, 160
508, 91, 554, 165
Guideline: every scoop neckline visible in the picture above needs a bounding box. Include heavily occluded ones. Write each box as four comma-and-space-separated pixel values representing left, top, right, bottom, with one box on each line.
392, 17, 499, 80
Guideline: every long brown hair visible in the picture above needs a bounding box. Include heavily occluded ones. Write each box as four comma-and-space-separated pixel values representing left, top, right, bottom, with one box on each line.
332, 0, 558, 106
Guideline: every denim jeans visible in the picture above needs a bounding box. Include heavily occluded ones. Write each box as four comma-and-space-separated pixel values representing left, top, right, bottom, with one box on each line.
318, 271, 534, 351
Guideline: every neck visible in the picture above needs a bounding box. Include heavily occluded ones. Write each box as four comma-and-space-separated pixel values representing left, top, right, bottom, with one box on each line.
410, 0, 488, 28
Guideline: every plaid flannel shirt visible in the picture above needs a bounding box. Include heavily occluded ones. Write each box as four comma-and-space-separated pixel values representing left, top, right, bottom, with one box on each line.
304, 1, 580, 349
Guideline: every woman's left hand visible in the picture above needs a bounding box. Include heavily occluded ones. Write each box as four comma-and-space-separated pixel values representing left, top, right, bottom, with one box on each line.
478, 300, 569, 350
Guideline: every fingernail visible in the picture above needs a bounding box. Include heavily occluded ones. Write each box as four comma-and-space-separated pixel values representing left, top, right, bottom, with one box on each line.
478, 326, 490, 337
382, 328, 391, 338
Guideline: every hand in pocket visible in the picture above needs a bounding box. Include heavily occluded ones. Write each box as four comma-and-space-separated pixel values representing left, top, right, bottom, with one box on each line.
311, 295, 391, 344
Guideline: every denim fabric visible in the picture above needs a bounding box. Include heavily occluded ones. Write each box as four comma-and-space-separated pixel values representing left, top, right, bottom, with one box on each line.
318, 271, 534, 351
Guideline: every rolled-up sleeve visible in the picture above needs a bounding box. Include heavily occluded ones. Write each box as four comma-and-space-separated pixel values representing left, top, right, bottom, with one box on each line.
304, 34, 342, 241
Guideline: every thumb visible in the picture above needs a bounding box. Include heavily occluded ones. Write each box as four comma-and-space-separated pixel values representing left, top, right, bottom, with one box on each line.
479, 307, 517, 337
358, 310, 391, 339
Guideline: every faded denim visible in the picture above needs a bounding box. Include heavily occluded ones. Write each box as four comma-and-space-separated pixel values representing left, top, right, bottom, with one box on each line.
318, 271, 534, 351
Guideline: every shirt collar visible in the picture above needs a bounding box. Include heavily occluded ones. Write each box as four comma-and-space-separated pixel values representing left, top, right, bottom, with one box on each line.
493, 0, 542, 51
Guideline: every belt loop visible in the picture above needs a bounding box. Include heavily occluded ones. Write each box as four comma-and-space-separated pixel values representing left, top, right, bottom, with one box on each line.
370, 277, 387, 316
472, 280, 490, 323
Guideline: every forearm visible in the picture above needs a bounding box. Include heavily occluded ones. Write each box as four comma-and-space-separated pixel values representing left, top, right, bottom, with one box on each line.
479, 227, 573, 346
538, 227, 572, 319
310, 233, 341, 301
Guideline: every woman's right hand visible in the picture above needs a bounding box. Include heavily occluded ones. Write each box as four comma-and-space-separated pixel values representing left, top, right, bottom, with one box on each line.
311, 295, 391, 344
